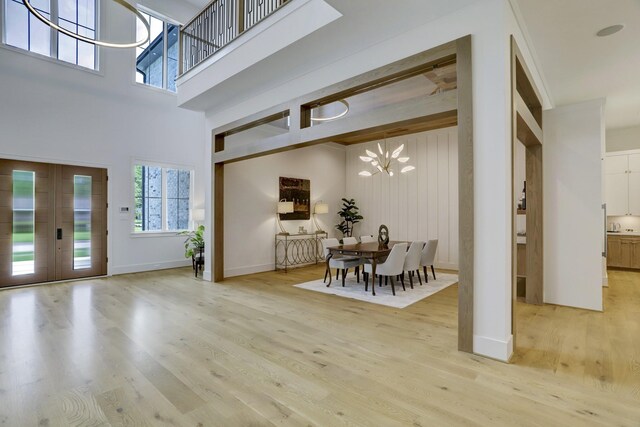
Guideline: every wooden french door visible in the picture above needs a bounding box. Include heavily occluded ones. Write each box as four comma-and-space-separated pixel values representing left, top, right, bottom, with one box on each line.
0, 159, 107, 288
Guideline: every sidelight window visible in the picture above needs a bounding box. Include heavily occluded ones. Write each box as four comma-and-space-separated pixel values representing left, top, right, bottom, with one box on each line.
12, 170, 35, 276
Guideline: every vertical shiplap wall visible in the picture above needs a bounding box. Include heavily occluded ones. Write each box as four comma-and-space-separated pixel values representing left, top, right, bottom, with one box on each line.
346, 127, 459, 269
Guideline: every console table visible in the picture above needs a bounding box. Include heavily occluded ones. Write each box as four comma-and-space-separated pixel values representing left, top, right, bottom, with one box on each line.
275, 232, 328, 272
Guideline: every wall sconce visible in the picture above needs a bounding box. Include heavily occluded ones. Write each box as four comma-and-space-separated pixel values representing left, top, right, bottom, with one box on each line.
277, 199, 294, 235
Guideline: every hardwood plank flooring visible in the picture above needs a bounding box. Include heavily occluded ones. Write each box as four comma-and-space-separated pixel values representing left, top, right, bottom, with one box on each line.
0, 266, 639, 426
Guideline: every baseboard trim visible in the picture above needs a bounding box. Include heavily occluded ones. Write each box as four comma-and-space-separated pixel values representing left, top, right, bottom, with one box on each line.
225, 263, 274, 278
203, 270, 212, 282
473, 334, 513, 362
111, 259, 191, 276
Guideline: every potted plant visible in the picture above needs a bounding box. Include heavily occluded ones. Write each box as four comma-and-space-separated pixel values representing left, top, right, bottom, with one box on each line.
335, 198, 363, 237
179, 225, 205, 258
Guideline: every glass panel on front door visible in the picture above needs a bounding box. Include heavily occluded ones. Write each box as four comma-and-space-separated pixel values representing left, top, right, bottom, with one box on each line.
12, 170, 35, 276
73, 175, 92, 270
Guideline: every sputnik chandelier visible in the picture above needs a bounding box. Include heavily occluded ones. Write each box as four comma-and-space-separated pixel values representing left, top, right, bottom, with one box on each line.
358, 139, 415, 177
22, 0, 150, 49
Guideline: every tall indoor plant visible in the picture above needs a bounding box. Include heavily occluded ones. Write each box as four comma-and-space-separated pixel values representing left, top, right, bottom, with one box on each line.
335, 198, 363, 237
179, 225, 205, 258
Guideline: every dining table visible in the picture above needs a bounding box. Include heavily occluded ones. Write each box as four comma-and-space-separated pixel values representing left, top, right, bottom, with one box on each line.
325, 241, 409, 296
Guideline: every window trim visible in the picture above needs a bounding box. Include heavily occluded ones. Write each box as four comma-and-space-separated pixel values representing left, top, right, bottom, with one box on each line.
0, 0, 101, 71
133, 6, 181, 93
131, 159, 195, 235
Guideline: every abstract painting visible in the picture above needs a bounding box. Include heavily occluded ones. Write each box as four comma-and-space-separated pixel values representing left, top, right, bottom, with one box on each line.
279, 177, 310, 220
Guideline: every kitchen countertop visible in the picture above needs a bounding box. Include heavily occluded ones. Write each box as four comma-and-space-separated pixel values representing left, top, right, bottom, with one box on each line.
607, 231, 640, 236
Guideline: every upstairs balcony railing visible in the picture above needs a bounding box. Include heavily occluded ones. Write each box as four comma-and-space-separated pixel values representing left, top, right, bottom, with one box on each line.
179, 0, 290, 75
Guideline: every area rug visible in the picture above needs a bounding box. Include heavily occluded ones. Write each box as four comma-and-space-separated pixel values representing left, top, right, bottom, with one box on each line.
294, 273, 458, 308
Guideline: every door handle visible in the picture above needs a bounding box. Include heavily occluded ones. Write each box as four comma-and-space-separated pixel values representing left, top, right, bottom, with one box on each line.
57, 228, 62, 240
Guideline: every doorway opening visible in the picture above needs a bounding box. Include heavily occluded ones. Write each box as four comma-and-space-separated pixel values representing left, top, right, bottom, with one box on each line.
210, 37, 475, 353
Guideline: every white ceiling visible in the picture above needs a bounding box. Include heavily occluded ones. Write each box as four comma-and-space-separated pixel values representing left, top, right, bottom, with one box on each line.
515, 0, 640, 129
179, 0, 209, 8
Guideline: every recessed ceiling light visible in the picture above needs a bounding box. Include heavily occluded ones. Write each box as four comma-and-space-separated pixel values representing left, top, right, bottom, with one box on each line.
597, 24, 624, 37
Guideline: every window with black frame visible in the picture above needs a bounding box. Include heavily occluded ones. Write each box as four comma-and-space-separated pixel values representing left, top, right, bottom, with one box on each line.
134, 164, 192, 232
135, 10, 178, 92
3, 0, 97, 69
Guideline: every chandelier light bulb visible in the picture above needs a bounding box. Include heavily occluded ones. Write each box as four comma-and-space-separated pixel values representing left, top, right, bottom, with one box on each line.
360, 156, 372, 162
401, 166, 416, 173
392, 144, 404, 158
397, 157, 410, 163
359, 171, 372, 176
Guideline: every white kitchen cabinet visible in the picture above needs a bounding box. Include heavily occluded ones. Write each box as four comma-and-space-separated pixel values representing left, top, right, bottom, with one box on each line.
606, 172, 629, 216
629, 154, 640, 172
605, 155, 628, 174
629, 173, 640, 215
605, 152, 640, 216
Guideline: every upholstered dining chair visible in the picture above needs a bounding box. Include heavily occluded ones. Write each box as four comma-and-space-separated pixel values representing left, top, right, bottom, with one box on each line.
360, 235, 377, 243
363, 242, 407, 296
420, 239, 439, 282
321, 238, 364, 287
343, 237, 358, 245
403, 241, 425, 288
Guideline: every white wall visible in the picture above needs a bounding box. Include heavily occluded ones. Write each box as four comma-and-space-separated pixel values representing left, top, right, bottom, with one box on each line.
607, 215, 640, 232
0, 0, 206, 275
224, 144, 345, 277
543, 99, 605, 311
345, 128, 459, 270
606, 126, 640, 152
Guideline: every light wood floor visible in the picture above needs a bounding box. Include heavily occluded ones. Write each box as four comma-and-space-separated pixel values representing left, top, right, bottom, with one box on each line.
0, 266, 639, 426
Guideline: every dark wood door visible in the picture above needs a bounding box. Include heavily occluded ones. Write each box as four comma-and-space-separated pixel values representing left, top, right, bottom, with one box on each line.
0, 159, 107, 288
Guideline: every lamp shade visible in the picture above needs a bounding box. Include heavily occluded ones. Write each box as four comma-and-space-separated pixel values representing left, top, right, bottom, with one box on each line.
192, 209, 205, 222
277, 201, 294, 214
314, 202, 329, 214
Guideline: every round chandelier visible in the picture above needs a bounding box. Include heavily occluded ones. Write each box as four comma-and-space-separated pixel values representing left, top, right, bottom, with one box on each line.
310, 100, 350, 122
358, 139, 415, 177
22, 0, 150, 49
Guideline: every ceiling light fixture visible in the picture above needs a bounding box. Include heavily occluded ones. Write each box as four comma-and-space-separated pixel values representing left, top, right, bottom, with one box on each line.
310, 100, 350, 122
358, 138, 415, 177
596, 24, 624, 37
22, 0, 150, 48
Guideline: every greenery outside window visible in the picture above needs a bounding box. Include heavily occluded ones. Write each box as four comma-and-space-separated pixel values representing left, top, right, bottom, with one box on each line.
134, 164, 193, 233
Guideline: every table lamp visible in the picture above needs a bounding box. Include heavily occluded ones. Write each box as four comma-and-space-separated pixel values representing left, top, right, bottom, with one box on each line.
277, 199, 294, 235
313, 201, 329, 233
192, 208, 205, 225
